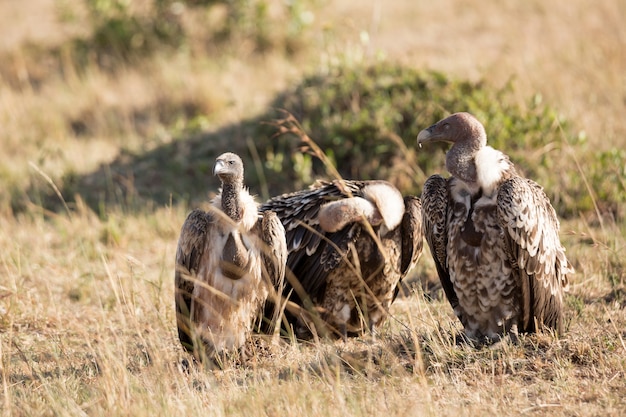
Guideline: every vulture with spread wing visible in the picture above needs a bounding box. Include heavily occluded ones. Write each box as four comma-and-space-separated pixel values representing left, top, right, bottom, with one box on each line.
175, 152, 287, 361
418, 112, 573, 342
261, 180, 423, 340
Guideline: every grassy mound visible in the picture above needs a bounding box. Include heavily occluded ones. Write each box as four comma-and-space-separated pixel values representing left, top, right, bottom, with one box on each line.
262, 64, 573, 198
23, 62, 624, 219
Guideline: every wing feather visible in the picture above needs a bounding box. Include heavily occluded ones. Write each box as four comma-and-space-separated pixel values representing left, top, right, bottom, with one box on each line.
497, 177, 572, 333
392, 195, 424, 299
256, 210, 288, 289
400, 196, 424, 276
253, 210, 288, 333
174, 209, 212, 352
263, 179, 425, 338
421, 175, 459, 310
260, 180, 375, 306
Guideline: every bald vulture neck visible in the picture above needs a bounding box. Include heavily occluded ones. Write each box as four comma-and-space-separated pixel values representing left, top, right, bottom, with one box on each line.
446, 139, 483, 184
219, 178, 250, 279
221, 180, 244, 222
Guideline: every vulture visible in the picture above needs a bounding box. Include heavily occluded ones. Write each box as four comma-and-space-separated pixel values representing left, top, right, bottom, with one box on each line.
417, 112, 573, 342
174, 152, 287, 361
260, 179, 423, 340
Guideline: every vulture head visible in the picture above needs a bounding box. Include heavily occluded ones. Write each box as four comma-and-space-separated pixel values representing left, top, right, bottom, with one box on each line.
214, 152, 244, 184
417, 112, 489, 184
213, 152, 246, 222
417, 112, 487, 147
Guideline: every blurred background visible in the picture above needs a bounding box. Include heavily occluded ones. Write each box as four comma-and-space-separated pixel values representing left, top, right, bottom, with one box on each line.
1, 0, 624, 220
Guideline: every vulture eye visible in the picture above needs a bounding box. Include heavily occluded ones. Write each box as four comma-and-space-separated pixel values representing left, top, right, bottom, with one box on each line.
443, 123, 451, 130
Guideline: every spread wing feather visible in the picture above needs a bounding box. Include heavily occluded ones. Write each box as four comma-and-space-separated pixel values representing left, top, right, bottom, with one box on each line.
262, 179, 425, 338
260, 180, 369, 304
174, 209, 213, 352
497, 177, 572, 332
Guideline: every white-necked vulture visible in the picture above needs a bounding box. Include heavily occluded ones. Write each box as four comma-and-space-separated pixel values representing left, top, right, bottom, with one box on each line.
261, 179, 423, 340
417, 112, 573, 342
175, 152, 287, 361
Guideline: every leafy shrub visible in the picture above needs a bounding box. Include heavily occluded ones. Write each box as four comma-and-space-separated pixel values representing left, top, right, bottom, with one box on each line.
260, 63, 577, 201
69, 0, 185, 65
585, 148, 626, 219
66, 0, 314, 68
211, 0, 315, 54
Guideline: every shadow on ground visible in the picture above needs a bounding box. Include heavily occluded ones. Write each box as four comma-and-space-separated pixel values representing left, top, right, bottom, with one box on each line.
28, 63, 458, 214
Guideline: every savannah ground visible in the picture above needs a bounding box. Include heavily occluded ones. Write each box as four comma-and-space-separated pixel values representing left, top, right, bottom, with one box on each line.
1, 0, 625, 416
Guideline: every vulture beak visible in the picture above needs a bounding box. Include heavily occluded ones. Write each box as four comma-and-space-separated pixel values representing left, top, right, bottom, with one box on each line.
213, 160, 225, 176
417, 125, 436, 147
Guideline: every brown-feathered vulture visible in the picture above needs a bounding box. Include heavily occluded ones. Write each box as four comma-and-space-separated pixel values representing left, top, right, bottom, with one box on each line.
260, 179, 423, 340
417, 112, 573, 342
174, 152, 287, 361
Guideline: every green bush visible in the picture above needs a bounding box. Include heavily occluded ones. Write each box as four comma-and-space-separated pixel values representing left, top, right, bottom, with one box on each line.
64, 0, 314, 68
260, 64, 576, 200
586, 148, 626, 219
68, 0, 185, 65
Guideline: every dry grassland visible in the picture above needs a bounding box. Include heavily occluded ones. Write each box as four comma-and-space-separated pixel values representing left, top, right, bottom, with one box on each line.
1, 0, 625, 416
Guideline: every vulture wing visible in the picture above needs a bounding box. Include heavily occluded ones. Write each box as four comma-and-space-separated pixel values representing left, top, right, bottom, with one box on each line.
261, 180, 366, 306
174, 209, 213, 352
254, 210, 288, 331
421, 175, 459, 311
497, 177, 572, 333
264, 179, 424, 338
394, 195, 424, 298
256, 210, 288, 288
400, 196, 424, 275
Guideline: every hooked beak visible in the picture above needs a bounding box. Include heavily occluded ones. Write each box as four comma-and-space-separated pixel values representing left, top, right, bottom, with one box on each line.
213, 160, 225, 176
417, 126, 436, 148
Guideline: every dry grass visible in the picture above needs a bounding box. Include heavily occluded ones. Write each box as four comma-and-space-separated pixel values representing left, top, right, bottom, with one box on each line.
1, 0, 626, 416
328, 0, 626, 146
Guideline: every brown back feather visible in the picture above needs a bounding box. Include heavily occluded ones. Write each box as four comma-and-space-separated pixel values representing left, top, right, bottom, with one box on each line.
497, 176, 572, 333
174, 209, 212, 352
